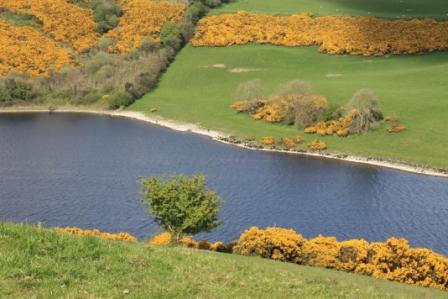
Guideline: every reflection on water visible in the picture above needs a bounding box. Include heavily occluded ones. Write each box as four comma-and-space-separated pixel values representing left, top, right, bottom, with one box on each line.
0, 113, 447, 255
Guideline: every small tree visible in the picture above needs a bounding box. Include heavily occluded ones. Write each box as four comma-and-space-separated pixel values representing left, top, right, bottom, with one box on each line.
140, 174, 223, 242
233, 79, 265, 102
344, 89, 383, 134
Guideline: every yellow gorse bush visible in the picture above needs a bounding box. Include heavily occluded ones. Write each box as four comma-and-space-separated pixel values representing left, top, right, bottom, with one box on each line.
105, 0, 185, 53
233, 227, 448, 290
387, 124, 406, 133
192, 11, 448, 56
232, 94, 328, 125
0, 20, 73, 76
234, 227, 305, 262
55, 226, 137, 242
308, 139, 327, 151
260, 136, 276, 146
149, 232, 234, 253
0, 0, 98, 52
149, 231, 173, 245
305, 112, 354, 137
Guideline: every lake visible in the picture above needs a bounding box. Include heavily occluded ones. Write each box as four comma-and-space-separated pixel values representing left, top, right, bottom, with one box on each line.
0, 113, 447, 255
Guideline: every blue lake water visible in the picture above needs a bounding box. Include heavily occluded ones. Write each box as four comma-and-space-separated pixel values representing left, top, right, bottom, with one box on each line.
0, 113, 447, 255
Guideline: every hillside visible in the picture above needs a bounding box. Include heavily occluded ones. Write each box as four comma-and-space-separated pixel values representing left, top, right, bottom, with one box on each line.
1, 223, 446, 298
129, 0, 448, 169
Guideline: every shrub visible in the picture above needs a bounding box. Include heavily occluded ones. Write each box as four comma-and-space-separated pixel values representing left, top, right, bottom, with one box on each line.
0, 77, 37, 105
108, 91, 133, 109
233, 227, 305, 262
289, 95, 328, 127
98, 37, 116, 51
232, 227, 448, 290
140, 174, 223, 242
308, 139, 327, 151
86, 52, 114, 75
260, 136, 276, 146
233, 79, 265, 102
387, 124, 406, 133
230, 100, 264, 113
160, 21, 183, 49
301, 235, 340, 267
344, 89, 383, 134
278, 136, 303, 149
55, 227, 137, 242
149, 232, 173, 245
232, 80, 327, 126
91, 0, 123, 34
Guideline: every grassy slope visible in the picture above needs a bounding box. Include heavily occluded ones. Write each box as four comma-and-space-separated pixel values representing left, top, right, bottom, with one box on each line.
129, 0, 448, 169
130, 45, 448, 168
1, 223, 446, 299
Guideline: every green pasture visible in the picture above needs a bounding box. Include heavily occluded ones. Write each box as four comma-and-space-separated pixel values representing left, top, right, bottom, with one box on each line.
130, 45, 448, 168
212, 0, 448, 19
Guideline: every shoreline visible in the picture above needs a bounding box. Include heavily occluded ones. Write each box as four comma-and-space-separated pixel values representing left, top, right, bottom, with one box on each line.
1, 106, 447, 178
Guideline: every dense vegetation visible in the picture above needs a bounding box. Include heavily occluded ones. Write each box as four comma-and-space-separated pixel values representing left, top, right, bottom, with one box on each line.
1, 223, 447, 298
193, 12, 448, 56
0, 0, 228, 108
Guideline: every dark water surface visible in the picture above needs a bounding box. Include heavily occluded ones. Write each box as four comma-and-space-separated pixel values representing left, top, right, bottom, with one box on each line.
1, 113, 447, 255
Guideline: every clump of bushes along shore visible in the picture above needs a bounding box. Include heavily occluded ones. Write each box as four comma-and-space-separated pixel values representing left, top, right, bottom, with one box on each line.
232, 80, 385, 136
232, 80, 407, 150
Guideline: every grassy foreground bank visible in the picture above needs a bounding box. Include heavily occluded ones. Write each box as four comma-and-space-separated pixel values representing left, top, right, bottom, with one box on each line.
0, 223, 446, 298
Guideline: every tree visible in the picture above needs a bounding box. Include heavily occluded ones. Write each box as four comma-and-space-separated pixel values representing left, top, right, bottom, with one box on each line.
344, 89, 383, 134
140, 174, 223, 242
234, 79, 265, 102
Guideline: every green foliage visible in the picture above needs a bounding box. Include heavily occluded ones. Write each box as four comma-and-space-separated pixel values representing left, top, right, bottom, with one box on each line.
139, 37, 160, 53
0, 11, 42, 27
140, 175, 223, 241
323, 103, 342, 121
0, 78, 37, 105
160, 21, 183, 49
91, 0, 123, 34
108, 91, 133, 109
85, 52, 114, 75
97, 37, 116, 52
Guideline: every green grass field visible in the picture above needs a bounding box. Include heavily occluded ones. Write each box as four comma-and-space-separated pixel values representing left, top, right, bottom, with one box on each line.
130, 45, 448, 168
1, 223, 446, 298
212, 0, 448, 19
129, 0, 448, 169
